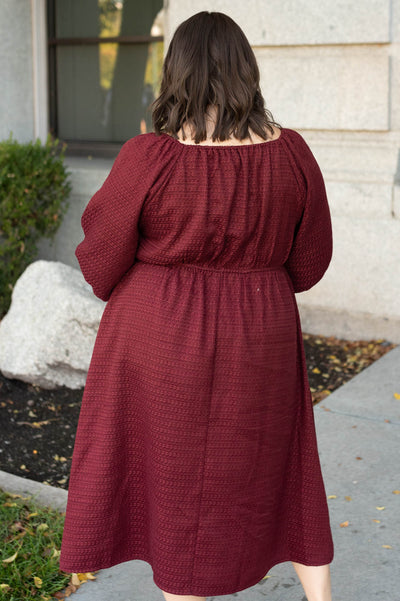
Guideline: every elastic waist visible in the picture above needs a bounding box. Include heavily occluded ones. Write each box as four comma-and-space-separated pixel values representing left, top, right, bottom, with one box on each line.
135, 259, 284, 274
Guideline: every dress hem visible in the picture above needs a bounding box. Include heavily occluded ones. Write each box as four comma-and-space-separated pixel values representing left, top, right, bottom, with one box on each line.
59, 551, 334, 597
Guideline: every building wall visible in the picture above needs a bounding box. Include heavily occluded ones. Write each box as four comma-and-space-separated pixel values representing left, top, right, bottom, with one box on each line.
0, 0, 35, 142
25, 1, 400, 341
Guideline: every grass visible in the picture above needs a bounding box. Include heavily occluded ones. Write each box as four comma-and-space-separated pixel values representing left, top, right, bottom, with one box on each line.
0, 487, 70, 600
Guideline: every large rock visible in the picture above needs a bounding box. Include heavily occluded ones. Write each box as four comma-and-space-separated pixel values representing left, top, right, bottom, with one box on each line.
0, 260, 105, 389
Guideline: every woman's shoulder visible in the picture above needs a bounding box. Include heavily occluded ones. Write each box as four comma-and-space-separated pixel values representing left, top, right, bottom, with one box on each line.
279, 127, 321, 168
122, 132, 183, 158
120, 132, 158, 152
279, 128, 325, 187
280, 127, 310, 147
115, 133, 172, 167
128, 132, 177, 146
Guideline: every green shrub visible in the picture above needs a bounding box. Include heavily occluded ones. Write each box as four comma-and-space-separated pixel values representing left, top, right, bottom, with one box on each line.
0, 134, 71, 317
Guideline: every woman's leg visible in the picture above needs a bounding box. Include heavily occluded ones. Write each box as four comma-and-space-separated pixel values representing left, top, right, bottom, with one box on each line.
292, 562, 332, 601
160, 592, 206, 601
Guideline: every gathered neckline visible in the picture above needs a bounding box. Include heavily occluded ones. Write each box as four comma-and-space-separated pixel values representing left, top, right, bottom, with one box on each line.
157, 128, 285, 149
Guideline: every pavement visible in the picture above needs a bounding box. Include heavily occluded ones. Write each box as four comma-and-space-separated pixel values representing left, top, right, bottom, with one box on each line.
1, 344, 399, 601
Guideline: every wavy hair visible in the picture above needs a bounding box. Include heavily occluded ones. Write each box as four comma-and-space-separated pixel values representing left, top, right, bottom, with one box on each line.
151, 11, 281, 143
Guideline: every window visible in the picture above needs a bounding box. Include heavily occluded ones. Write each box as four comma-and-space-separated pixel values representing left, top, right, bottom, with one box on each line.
47, 0, 164, 153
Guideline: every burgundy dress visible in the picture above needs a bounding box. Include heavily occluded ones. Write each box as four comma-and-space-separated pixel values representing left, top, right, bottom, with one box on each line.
59, 127, 334, 596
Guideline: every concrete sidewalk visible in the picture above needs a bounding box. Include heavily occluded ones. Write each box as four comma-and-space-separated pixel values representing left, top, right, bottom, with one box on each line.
1, 345, 399, 601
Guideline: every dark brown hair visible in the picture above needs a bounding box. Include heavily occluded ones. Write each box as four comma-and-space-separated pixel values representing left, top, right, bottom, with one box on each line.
151, 11, 281, 144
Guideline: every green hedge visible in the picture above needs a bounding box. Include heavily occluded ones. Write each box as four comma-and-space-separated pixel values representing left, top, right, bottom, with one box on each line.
0, 135, 71, 317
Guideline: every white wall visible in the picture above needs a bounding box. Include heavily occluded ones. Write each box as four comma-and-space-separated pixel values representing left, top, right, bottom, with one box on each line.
165, 0, 391, 46
0, 0, 48, 143
0, 0, 35, 142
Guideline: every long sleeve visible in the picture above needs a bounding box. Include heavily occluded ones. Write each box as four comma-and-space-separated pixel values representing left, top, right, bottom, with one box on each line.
283, 130, 333, 293
75, 137, 149, 302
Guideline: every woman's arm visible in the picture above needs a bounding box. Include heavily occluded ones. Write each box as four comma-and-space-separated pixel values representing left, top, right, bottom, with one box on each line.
75, 137, 149, 301
283, 130, 333, 293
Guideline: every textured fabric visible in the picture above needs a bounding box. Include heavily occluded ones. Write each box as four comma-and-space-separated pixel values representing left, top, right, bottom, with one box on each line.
59, 127, 334, 596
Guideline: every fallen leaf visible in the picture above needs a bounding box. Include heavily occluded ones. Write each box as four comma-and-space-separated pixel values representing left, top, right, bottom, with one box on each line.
376, 506, 385, 511
356, 456, 362, 460
34, 576, 43, 588
345, 496, 352, 501
5, 493, 25, 499
327, 495, 337, 499
372, 519, 381, 523
53, 454, 68, 462
33, 420, 51, 428
10, 521, 25, 532
85, 572, 97, 580
393, 392, 400, 400
382, 545, 392, 549
340, 521, 349, 527
64, 583, 77, 595
71, 573, 81, 586
2, 550, 19, 563
16, 420, 54, 428
392, 490, 400, 495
